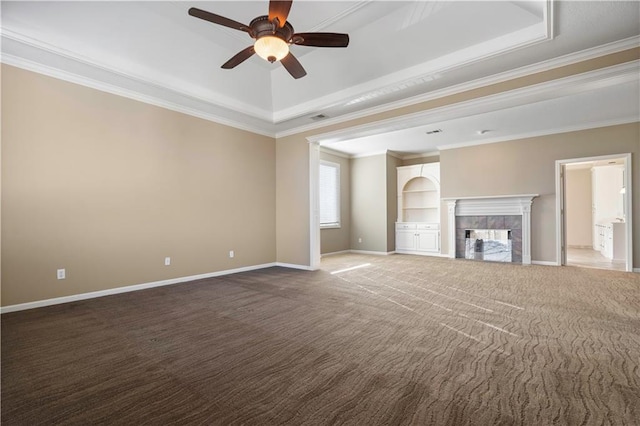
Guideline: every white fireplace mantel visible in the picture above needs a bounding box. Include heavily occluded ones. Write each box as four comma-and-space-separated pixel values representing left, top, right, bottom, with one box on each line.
442, 194, 539, 264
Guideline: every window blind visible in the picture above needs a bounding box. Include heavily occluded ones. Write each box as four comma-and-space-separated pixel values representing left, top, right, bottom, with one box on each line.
319, 161, 340, 227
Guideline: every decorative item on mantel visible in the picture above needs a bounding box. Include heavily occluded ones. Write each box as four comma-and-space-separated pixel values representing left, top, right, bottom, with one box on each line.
441, 195, 539, 265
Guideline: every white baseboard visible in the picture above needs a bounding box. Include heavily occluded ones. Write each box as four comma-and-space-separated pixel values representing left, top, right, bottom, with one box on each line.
395, 251, 448, 258
634, 268, 640, 273
274, 262, 315, 271
531, 260, 560, 266
0, 262, 280, 314
567, 245, 594, 249
321, 250, 351, 257
350, 250, 395, 256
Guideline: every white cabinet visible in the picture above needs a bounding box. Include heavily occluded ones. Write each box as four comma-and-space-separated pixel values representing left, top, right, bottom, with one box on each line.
395, 223, 440, 254
591, 165, 624, 249
417, 228, 440, 252
396, 163, 441, 256
595, 222, 625, 261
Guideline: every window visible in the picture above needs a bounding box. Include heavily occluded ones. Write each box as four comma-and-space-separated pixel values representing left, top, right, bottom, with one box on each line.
319, 161, 340, 228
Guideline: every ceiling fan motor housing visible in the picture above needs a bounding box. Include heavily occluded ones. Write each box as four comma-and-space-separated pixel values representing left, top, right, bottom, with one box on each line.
187, 3, 348, 79
250, 15, 294, 44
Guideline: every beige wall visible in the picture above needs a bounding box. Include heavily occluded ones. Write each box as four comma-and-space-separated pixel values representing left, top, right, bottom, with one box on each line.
275, 135, 310, 266
4, 47, 638, 308
1, 65, 276, 306
350, 155, 389, 252
274, 48, 639, 268
566, 168, 593, 248
386, 154, 401, 251
319, 151, 350, 254
440, 123, 640, 264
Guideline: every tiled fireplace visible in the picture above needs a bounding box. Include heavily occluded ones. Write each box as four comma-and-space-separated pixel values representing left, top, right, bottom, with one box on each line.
443, 195, 538, 264
458, 216, 521, 263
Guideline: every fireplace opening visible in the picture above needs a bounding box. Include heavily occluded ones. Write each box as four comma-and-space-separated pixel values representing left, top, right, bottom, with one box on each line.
465, 229, 512, 262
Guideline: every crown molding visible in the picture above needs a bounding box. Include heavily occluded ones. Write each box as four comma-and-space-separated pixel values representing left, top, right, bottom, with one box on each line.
1, 29, 276, 124
308, 60, 640, 147
319, 146, 351, 159
273, 20, 551, 124
277, 35, 640, 138
350, 150, 391, 159
2, 14, 637, 143
2, 53, 276, 138
437, 116, 639, 151
1, 29, 274, 121
401, 151, 441, 160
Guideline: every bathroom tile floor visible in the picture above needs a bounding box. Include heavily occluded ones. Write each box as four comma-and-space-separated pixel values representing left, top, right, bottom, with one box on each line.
567, 247, 626, 271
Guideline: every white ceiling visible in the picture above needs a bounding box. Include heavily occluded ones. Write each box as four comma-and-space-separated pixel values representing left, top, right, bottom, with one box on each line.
2, 1, 639, 157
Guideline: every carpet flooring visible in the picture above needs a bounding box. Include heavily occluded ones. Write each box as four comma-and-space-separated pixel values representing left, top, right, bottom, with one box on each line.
2, 254, 640, 425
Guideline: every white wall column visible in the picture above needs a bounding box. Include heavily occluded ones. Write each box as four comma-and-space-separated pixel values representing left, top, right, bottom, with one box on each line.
447, 201, 457, 258
520, 200, 533, 264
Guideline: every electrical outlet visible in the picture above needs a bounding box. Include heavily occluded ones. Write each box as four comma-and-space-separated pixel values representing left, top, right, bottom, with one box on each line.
57, 269, 66, 280
229, 250, 234, 258
358, 238, 362, 243
164, 257, 171, 266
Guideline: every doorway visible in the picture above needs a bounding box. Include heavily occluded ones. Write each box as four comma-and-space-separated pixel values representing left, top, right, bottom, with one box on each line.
556, 153, 633, 272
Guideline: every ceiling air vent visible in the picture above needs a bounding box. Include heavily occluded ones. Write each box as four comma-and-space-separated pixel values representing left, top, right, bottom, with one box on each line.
310, 114, 329, 121
425, 129, 443, 135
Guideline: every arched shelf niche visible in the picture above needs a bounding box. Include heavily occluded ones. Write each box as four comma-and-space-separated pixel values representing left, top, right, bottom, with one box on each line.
397, 163, 441, 224
401, 176, 439, 222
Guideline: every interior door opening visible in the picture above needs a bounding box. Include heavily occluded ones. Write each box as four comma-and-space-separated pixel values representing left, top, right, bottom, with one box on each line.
556, 154, 633, 272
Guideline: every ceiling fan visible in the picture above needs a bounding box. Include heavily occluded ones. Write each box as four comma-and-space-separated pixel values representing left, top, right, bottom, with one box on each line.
188, 0, 349, 79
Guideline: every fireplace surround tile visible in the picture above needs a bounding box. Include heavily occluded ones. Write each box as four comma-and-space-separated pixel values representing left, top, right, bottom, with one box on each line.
487, 216, 506, 229
445, 195, 538, 265
504, 215, 522, 230
457, 218, 522, 263
457, 216, 487, 229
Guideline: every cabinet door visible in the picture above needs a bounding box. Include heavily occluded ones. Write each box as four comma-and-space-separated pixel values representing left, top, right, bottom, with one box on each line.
416, 231, 439, 252
396, 231, 416, 251
603, 226, 613, 259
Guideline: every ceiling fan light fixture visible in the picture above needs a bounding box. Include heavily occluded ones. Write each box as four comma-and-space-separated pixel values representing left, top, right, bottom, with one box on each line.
254, 36, 289, 63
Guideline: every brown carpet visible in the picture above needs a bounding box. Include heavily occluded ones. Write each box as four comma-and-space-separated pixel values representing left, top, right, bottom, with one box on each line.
2, 254, 639, 425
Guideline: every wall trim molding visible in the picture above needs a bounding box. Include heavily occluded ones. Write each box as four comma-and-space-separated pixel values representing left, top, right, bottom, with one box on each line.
307, 60, 640, 148
436, 117, 640, 152
532, 260, 559, 266
275, 262, 316, 271
321, 250, 352, 257
1, 29, 274, 122
279, 36, 640, 138
349, 250, 395, 256
3, 22, 636, 140
1, 53, 276, 138
0, 262, 292, 314
319, 146, 351, 159
274, 18, 552, 124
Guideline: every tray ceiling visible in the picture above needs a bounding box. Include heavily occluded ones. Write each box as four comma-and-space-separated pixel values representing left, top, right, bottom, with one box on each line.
2, 1, 639, 146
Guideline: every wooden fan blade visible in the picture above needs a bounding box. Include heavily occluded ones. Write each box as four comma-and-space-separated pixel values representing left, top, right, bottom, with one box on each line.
269, 0, 293, 27
188, 7, 250, 33
292, 33, 349, 47
221, 46, 256, 69
280, 52, 307, 79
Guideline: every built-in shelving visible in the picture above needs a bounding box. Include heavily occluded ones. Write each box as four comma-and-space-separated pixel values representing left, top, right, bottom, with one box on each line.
396, 163, 441, 254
